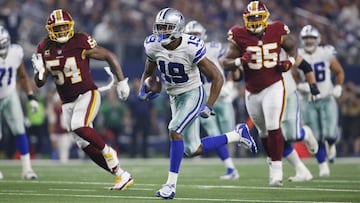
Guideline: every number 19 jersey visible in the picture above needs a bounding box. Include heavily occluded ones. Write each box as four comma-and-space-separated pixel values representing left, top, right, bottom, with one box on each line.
143, 33, 206, 96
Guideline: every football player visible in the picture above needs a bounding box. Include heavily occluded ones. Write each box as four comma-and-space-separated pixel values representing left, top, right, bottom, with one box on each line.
31, 9, 133, 190
138, 8, 257, 199
0, 26, 38, 180
295, 25, 345, 177
221, 1, 320, 186
184, 20, 240, 180
280, 49, 320, 182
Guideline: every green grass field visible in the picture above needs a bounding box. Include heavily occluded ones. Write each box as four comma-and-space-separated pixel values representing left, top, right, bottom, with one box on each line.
0, 158, 359, 203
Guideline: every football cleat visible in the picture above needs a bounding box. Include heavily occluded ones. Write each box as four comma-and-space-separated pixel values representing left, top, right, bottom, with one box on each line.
110, 171, 134, 190
302, 125, 319, 155
319, 162, 330, 177
288, 169, 313, 182
155, 184, 176, 199
103, 147, 120, 174
23, 170, 38, 180
0, 170, 3, 179
269, 178, 283, 187
220, 169, 240, 180
236, 123, 258, 154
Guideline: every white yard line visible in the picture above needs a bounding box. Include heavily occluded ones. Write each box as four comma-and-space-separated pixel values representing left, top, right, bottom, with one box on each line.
0, 192, 352, 203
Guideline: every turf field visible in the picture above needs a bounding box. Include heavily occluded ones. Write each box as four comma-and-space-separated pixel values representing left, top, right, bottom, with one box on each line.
0, 158, 359, 203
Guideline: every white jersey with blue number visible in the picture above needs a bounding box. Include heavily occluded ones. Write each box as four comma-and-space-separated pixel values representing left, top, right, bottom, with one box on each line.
0, 44, 23, 98
279, 49, 297, 94
144, 33, 205, 96
202, 41, 226, 95
298, 45, 337, 98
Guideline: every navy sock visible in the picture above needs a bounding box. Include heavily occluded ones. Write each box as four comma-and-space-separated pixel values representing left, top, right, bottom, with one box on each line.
201, 134, 227, 155
169, 140, 184, 173
283, 141, 294, 157
316, 141, 326, 163
16, 133, 30, 155
216, 145, 230, 161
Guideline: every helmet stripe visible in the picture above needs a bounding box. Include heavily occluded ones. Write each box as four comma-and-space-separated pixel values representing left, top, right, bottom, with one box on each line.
159, 8, 170, 20
55, 9, 63, 22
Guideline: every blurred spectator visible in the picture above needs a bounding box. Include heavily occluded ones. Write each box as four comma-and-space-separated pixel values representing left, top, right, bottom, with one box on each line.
47, 91, 75, 163
338, 81, 360, 156
126, 79, 157, 158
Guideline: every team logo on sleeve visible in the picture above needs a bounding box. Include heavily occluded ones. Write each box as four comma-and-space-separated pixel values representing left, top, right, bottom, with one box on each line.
45, 50, 50, 57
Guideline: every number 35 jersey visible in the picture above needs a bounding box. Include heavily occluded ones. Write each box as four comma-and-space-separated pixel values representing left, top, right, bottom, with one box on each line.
228, 21, 290, 93
0, 44, 23, 98
143, 33, 205, 96
36, 33, 97, 103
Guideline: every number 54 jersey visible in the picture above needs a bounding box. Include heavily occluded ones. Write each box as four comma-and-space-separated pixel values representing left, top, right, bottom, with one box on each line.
143, 33, 205, 96
36, 33, 98, 103
228, 21, 290, 93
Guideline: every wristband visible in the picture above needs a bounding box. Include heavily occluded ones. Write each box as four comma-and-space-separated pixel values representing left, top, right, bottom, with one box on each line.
288, 57, 295, 66
234, 58, 242, 67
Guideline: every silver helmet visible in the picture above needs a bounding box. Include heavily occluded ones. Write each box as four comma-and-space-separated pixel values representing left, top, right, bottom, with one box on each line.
0, 26, 10, 58
184, 20, 207, 40
300, 25, 321, 52
153, 8, 185, 45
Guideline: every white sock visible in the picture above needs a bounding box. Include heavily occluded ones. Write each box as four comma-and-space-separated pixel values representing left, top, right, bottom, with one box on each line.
225, 131, 240, 143
270, 161, 283, 180
166, 171, 178, 186
223, 158, 235, 169
102, 144, 110, 154
115, 168, 125, 176
285, 149, 306, 172
20, 153, 32, 172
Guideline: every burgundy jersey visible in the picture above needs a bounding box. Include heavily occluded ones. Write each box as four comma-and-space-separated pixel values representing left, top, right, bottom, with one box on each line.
36, 33, 98, 103
228, 21, 290, 93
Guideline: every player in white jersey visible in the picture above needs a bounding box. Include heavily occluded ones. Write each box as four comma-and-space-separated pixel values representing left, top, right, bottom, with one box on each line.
280, 49, 320, 182
294, 25, 345, 177
0, 26, 39, 179
138, 8, 257, 199
184, 20, 240, 180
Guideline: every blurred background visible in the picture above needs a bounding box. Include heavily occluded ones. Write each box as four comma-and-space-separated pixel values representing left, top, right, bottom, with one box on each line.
0, 0, 359, 161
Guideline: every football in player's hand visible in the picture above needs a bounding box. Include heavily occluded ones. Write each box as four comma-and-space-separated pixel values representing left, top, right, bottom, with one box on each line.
144, 76, 162, 93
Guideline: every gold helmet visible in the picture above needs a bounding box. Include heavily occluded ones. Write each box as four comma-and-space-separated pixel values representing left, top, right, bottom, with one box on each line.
46, 9, 75, 43
243, 1, 270, 34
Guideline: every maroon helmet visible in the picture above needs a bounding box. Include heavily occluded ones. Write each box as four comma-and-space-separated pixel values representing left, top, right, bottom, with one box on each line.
243, 1, 270, 34
46, 9, 75, 43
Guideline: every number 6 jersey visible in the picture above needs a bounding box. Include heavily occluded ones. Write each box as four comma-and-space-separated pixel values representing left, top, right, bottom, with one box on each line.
143, 33, 206, 96
227, 21, 290, 93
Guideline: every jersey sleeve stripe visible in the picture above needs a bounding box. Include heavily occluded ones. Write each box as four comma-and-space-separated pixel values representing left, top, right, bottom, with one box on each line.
193, 46, 206, 64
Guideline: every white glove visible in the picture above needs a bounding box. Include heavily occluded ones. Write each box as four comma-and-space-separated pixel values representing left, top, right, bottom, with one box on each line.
332, 85, 342, 98
31, 53, 45, 80
297, 82, 310, 93
116, 78, 130, 100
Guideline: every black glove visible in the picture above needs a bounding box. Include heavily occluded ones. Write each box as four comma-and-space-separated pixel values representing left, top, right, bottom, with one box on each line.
309, 83, 320, 101
309, 83, 320, 95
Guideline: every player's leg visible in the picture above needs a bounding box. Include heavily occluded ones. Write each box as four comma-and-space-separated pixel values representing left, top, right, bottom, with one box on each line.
5, 93, 37, 179
281, 91, 313, 181
65, 90, 133, 190
213, 102, 239, 180
262, 81, 286, 186
302, 100, 328, 177
321, 98, 339, 163
57, 133, 73, 163
156, 89, 202, 199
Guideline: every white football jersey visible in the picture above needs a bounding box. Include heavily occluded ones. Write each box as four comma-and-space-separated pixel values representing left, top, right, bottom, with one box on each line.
298, 45, 337, 98
0, 44, 23, 98
201, 41, 225, 95
279, 49, 296, 94
144, 33, 205, 96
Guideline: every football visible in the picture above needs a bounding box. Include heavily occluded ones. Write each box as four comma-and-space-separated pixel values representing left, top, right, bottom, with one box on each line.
144, 76, 162, 93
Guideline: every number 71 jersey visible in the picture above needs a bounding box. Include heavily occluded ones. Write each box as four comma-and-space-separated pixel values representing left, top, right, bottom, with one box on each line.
143, 33, 205, 96
228, 21, 290, 93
